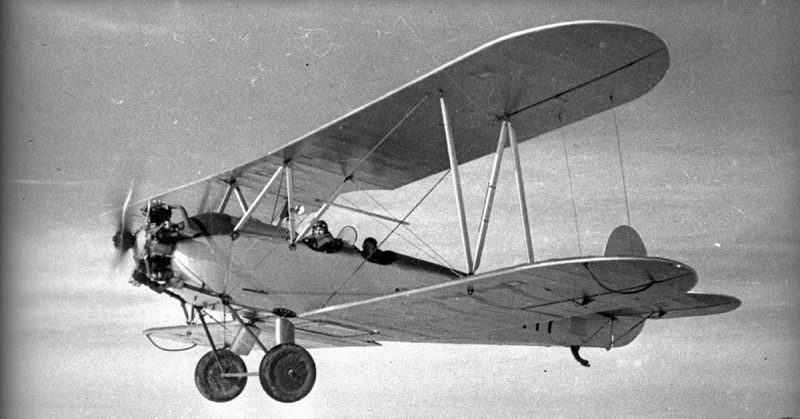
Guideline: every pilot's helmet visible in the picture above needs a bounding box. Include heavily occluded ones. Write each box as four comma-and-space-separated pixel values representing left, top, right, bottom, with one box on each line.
362, 237, 378, 255
312, 220, 329, 236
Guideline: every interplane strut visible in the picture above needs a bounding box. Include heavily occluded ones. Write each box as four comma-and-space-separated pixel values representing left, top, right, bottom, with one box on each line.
232, 166, 285, 233
508, 123, 535, 263
440, 93, 474, 274
473, 120, 509, 273
440, 107, 536, 274
217, 183, 234, 213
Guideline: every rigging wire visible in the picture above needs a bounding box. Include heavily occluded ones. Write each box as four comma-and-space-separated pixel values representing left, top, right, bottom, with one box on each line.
582, 317, 614, 344
373, 170, 454, 267
559, 114, 583, 256
610, 314, 652, 346
348, 95, 429, 178
321, 169, 454, 308
340, 194, 451, 269
294, 95, 429, 241
345, 183, 457, 271
202, 307, 238, 340
610, 95, 632, 226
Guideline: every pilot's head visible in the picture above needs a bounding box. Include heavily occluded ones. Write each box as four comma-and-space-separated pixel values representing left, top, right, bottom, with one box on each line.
312, 220, 329, 237
362, 237, 378, 256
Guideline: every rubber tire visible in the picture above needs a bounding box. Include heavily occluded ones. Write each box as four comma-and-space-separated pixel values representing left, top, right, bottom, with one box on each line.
194, 349, 247, 402
259, 343, 316, 403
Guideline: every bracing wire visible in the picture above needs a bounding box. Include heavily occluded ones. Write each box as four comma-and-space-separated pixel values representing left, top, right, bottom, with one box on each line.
321, 169, 453, 307
372, 170, 455, 270
345, 183, 457, 271
348, 95, 429, 178
340, 195, 453, 270
611, 315, 651, 345
559, 114, 583, 256
610, 95, 632, 226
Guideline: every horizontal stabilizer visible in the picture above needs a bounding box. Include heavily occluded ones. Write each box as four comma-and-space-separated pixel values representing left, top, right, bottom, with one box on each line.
610, 293, 742, 319
604, 225, 647, 257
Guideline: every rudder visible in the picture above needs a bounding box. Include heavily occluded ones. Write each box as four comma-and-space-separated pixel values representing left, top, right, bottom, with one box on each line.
604, 225, 647, 257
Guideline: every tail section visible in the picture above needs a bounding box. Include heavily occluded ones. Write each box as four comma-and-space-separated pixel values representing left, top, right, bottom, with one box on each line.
604, 225, 647, 257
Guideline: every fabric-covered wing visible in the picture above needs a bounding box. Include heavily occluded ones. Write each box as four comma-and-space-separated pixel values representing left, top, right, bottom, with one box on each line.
151, 21, 668, 214
289, 256, 719, 346
148, 257, 738, 349
609, 293, 741, 319
144, 319, 380, 351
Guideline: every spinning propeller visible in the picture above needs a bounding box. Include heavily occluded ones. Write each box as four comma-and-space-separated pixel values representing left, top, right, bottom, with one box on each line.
106, 157, 146, 271
110, 182, 138, 269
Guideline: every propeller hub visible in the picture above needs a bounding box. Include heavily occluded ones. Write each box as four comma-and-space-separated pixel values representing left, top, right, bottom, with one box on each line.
113, 230, 136, 252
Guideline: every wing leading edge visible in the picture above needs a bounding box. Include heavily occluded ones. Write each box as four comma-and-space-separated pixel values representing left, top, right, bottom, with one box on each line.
151, 21, 669, 214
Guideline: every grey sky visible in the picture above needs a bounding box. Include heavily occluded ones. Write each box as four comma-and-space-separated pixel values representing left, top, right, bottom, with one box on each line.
2, 1, 798, 417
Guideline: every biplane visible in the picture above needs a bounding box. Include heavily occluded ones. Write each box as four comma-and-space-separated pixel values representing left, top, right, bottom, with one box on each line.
110, 21, 740, 403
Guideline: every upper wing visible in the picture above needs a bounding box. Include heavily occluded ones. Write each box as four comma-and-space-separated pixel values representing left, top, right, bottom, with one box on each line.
151, 21, 669, 214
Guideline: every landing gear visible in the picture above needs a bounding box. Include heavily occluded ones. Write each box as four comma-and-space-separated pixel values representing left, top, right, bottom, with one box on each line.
259, 343, 317, 403
194, 349, 248, 402
192, 304, 317, 402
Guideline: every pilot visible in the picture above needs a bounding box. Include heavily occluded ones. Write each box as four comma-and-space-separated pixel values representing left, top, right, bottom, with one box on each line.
360, 237, 396, 265
304, 220, 343, 253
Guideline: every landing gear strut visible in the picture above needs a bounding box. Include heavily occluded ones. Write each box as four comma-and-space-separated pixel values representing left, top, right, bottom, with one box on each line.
192, 304, 317, 403
193, 309, 249, 402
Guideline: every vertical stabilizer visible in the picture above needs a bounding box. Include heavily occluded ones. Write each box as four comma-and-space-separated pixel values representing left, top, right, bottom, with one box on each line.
604, 225, 647, 257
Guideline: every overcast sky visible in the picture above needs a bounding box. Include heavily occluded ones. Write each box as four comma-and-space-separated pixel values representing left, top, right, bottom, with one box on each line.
2, 1, 798, 418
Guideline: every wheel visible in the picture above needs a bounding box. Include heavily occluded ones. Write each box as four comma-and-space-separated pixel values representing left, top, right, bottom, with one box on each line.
259, 343, 316, 403
194, 349, 247, 402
